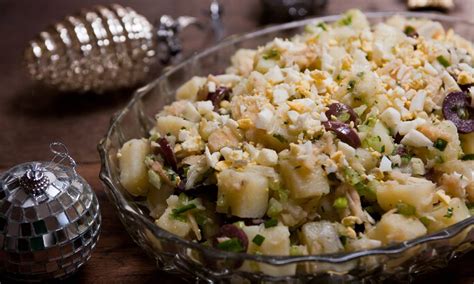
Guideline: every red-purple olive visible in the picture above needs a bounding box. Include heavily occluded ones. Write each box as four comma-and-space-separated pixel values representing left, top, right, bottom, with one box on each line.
325, 103, 359, 124
212, 224, 248, 253
323, 121, 361, 148
207, 86, 231, 110
157, 137, 178, 171
442, 91, 474, 133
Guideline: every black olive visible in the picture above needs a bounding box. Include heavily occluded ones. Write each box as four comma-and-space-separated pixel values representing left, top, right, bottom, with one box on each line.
212, 224, 248, 253
323, 121, 361, 148
156, 137, 179, 171
325, 103, 359, 124
207, 86, 231, 110
442, 91, 474, 133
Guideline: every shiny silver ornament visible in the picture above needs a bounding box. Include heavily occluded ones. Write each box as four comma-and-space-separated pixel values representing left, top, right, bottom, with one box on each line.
24, 4, 197, 93
0, 143, 101, 281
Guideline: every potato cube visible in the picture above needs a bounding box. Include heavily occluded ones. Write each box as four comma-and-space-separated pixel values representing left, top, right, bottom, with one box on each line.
228, 49, 256, 76
300, 221, 343, 254
155, 196, 192, 238
371, 120, 394, 155
254, 57, 278, 74
241, 224, 295, 276
426, 197, 470, 233
176, 76, 206, 101
207, 126, 240, 152
119, 139, 151, 196
376, 175, 435, 214
367, 213, 427, 245
156, 115, 195, 137
216, 168, 269, 218
279, 159, 329, 199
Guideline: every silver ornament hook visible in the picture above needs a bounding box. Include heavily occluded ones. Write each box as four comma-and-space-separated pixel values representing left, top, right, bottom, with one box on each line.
49, 142, 77, 177
156, 15, 201, 63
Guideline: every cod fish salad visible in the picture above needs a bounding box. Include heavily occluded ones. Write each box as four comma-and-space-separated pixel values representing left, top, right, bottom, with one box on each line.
118, 10, 474, 264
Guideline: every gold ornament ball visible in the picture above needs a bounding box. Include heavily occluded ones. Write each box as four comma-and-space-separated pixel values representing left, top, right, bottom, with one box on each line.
24, 4, 157, 93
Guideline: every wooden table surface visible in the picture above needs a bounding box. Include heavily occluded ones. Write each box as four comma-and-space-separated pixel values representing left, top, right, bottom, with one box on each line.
0, 0, 473, 283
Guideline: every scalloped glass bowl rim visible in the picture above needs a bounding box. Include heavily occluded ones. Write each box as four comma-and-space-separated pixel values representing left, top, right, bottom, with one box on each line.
99, 11, 474, 266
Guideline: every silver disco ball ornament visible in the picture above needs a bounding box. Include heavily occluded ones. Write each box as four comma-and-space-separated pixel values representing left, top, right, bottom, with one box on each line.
0, 143, 101, 281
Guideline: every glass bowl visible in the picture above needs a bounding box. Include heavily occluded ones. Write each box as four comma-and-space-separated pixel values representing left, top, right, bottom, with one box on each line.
98, 12, 474, 282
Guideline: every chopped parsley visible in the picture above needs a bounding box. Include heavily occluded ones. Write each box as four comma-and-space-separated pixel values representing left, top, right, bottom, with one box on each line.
317, 22, 328, 31
354, 182, 376, 201
216, 238, 244, 252
363, 116, 377, 127
252, 234, 265, 246
444, 207, 453, 218
419, 216, 431, 227
333, 197, 348, 209
433, 138, 448, 151
263, 49, 280, 60
272, 133, 287, 143
264, 218, 278, 228
339, 15, 352, 26
404, 26, 416, 36
362, 135, 383, 153
401, 154, 413, 164
172, 203, 196, 215
437, 55, 450, 67
270, 184, 289, 202
396, 202, 416, 216
166, 168, 179, 182
343, 167, 362, 186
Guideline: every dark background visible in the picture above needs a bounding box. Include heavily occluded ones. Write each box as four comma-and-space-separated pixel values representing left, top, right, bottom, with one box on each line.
0, 0, 473, 283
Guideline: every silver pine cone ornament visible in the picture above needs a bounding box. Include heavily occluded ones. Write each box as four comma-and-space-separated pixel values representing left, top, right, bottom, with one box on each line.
24, 4, 197, 93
